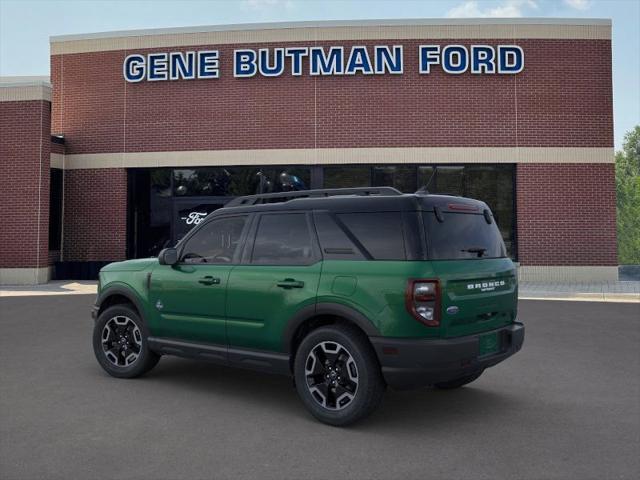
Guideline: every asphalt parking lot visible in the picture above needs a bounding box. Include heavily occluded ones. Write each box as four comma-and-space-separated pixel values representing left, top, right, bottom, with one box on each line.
1, 296, 638, 480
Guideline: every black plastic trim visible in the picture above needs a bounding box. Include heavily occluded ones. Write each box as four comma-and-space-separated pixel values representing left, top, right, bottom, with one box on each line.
94, 285, 147, 320
371, 323, 525, 390
147, 337, 291, 375
282, 302, 381, 353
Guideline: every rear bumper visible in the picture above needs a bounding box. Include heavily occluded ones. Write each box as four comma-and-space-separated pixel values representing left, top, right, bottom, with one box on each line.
370, 323, 524, 390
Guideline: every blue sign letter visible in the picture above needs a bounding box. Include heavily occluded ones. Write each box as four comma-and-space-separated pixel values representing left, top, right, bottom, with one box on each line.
498, 46, 524, 74
234, 49, 257, 77
419, 45, 440, 74
258, 48, 285, 77
198, 51, 219, 79
374, 45, 403, 74
470, 45, 496, 74
442, 45, 468, 74
124, 54, 145, 82
147, 53, 168, 81
170, 52, 196, 80
309, 47, 344, 75
345, 46, 373, 75
285, 47, 308, 76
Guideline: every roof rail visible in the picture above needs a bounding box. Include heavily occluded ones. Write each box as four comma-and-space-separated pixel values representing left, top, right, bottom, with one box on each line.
225, 187, 402, 207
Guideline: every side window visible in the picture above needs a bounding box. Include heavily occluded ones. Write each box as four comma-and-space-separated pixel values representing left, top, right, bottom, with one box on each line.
251, 213, 315, 265
337, 212, 406, 260
313, 212, 366, 260
180, 216, 247, 264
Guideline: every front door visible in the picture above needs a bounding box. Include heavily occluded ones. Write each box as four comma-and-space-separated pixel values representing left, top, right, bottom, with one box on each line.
149, 214, 249, 345
226, 212, 322, 352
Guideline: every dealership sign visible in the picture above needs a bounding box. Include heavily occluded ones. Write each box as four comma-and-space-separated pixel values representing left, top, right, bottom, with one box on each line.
123, 44, 523, 82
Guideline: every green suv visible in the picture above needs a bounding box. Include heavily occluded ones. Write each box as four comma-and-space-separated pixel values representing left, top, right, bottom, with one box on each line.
92, 187, 524, 426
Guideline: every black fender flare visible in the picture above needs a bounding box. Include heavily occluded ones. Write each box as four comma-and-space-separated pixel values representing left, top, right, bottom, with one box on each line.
282, 302, 381, 353
95, 284, 147, 320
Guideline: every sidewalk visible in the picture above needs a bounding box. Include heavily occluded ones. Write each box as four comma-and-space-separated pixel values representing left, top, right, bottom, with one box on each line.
519, 281, 640, 303
1, 280, 639, 303
0, 281, 97, 297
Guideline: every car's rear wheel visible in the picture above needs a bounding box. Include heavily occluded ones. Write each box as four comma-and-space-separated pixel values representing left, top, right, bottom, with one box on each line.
294, 324, 385, 426
93, 304, 160, 378
434, 370, 483, 389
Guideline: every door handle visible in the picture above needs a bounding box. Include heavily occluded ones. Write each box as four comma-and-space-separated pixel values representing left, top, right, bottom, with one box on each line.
198, 276, 221, 286
276, 278, 305, 289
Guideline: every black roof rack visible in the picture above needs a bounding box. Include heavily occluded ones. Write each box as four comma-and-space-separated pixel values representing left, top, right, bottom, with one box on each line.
225, 187, 402, 207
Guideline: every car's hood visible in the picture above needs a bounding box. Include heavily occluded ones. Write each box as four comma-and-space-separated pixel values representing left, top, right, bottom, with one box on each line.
100, 258, 157, 272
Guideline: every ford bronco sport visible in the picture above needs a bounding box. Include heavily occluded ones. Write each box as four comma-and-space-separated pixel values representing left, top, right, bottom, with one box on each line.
92, 187, 524, 426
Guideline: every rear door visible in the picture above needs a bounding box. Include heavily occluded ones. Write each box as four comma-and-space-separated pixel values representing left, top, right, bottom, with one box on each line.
225, 212, 322, 352
423, 208, 517, 338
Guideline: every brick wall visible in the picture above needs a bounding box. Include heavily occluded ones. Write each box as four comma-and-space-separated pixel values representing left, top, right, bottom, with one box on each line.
62, 168, 127, 261
51, 39, 612, 155
516, 163, 617, 266
47, 34, 615, 270
51, 141, 65, 154
0, 100, 51, 269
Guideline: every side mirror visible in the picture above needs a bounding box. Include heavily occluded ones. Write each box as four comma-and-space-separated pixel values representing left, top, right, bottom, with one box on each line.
158, 247, 178, 266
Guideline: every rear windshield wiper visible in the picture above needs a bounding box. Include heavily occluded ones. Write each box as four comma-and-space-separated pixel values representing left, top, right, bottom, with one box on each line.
461, 247, 487, 257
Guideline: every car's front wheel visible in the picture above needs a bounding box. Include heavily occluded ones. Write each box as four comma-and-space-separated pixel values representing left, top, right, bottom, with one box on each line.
294, 324, 385, 426
93, 304, 160, 378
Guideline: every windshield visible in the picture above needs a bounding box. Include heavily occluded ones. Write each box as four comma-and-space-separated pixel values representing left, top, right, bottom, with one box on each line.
423, 211, 507, 260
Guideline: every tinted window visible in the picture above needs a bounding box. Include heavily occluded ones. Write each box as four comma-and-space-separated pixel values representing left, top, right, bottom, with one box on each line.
314, 212, 366, 260
424, 212, 506, 260
252, 214, 314, 265
337, 213, 406, 260
181, 216, 247, 264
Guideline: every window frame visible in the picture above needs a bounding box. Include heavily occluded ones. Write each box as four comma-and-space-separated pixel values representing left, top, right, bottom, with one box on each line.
176, 213, 251, 266
241, 211, 322, 266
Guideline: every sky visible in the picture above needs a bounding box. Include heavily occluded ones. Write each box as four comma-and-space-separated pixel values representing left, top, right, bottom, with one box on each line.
1, 0, 638, 149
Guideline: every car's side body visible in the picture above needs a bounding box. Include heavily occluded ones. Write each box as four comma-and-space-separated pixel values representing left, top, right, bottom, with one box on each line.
93, 192, 524, 391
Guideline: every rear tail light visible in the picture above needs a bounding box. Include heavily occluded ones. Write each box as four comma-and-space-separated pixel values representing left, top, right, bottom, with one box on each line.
405, 279, 440, 327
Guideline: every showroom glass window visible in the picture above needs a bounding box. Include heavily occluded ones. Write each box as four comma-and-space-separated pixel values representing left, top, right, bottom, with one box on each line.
128, 164, 516, 260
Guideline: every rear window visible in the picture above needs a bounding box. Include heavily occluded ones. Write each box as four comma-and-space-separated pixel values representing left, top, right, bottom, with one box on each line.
423, 212, 507, 260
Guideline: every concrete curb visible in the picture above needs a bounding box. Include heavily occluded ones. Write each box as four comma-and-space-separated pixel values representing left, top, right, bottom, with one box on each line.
519, 294, 640, 303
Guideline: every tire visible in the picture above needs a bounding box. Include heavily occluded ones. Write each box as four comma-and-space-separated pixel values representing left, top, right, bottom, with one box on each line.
294, 324, 385, 426
93, 304, 160, 378
434, 370, 483, 389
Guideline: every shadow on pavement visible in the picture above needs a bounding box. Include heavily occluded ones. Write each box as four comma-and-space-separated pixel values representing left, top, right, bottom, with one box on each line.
141, 356, 523, 431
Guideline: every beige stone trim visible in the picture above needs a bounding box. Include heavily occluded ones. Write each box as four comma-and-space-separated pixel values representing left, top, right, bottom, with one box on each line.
51, 19, 611, 55
0, 267, 51, 286
50, 153, 65, 169
518, 266, 618, 282
62, 147, 614, 170
0, 84, 52, 102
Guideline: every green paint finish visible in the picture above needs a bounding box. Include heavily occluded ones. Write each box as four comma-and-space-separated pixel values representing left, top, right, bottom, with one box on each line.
330, 276, 357, 296
226, 263, 322, 351
148, 264, 233, 344
97, 256, 517, 351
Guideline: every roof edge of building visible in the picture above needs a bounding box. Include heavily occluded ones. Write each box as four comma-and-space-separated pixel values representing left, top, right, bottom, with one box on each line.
50, 18, 611, 55
49, 18, 612, 43
0, 76, 52, 88
0, 77, 52, 102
